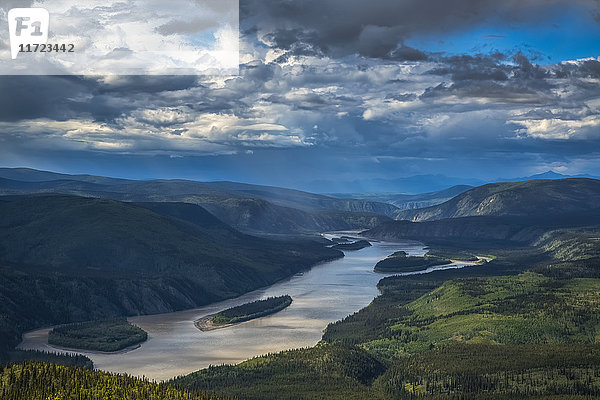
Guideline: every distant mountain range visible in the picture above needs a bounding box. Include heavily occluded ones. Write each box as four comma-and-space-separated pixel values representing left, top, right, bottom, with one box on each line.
365, 178, 600, 244
328, 185, 474, 210
0, 168, 395, 235
394, 178, 600, 222
309, 171, 599, 194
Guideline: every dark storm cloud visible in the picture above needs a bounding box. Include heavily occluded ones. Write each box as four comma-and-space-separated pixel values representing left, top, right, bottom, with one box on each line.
241, 0, 599, 59
1, 0, 599, 182
421, 80, 549, 104
96, 76, 199, 94
555, 59, 600, 78
387, 46, 428, 61
418, 52, 568, 106
0, 75, 202, 123
0, 76, 94, 122
428, 54, 508, 81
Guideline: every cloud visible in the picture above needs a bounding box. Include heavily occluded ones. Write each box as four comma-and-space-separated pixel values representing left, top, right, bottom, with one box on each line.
511, 115, 600, 139
156, 17, 221, 35
242, 0, 599, 59
0, 0, 239, 75
1, 0, 600, 182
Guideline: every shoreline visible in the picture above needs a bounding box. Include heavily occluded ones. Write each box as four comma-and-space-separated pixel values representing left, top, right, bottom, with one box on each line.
16, 237, 426, 381
194, 314, 236, 331
194, 296, 293, 332
45, 342, 143, 355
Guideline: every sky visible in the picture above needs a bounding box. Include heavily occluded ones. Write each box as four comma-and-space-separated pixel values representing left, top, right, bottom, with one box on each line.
1, 0, 599, 192
0, 0, 239, 75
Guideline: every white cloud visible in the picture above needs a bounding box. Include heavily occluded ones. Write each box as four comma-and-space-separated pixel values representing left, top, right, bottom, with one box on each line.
0, 0, 239, 75
510, 115, 600, 139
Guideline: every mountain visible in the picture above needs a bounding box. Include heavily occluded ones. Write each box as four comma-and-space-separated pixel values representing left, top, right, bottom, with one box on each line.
304, 170, 599, 194
0, 194, 342, 351
394, 178, 600, 222
0, 167, 130, 185
0, 168, 396, 234
307, 174, 485, 194
365, 213, 600, 244
495, 170, 599, 182
328, 185, 473, 210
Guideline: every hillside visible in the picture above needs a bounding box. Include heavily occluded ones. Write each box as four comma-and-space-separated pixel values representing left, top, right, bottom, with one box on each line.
0, 362, 220, 400
395, 178, 600, 222
0, 168, 396, 234
169, 174, 600, 399
329, 185, 473, 210
0, 194, 341, 351
174, 266, 600, 399
364, 213, 600, 244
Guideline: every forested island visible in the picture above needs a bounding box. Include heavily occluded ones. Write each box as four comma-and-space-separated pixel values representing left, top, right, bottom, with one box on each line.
332, 239, 372, 251
373, 251, 451, 273
196, 295, 292, 331
48, 319, 148, 352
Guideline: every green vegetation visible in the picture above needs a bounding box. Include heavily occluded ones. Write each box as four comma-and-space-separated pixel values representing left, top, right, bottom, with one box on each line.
0, 362, 223, 400
213, 296, 292, 325
1, 350, 93, 370
424, 246, 480, 261
332, 240, 372, 251
374, 251, 451, 273
327, 272, 600, 360
176, 236, 600, 399
170, 343, 386, 400
0, 194, 342, 351
377, 343, 600, 399
0, 168, 398, 235
48, 319, 147, 352
3, 174, 600, 398
535, 228, 600, 261
394, 178, 600, 221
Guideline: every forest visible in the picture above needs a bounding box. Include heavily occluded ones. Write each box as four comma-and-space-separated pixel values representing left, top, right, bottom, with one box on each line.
48, 319, 148, 352
0, 362, 224, 400
373, 251, 452, 273
213, 295, 293, 325
171, 238, 600, 399
1, 350, 93, 370
2, 176, 600, 399
331, 240, 372, 251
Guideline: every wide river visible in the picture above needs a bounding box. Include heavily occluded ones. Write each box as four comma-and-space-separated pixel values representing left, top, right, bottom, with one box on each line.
18, 235, 476, 381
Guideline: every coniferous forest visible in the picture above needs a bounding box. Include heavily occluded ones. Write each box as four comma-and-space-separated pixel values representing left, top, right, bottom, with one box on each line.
2, 175, 600, 400
48, 319, 148, 352
0, 362, 224, 400
212, 296, 293, 325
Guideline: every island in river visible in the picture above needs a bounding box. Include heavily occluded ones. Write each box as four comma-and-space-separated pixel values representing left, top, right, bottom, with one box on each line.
373, 251, 452, 273
48, 319, 147, 352
195, 295, 293, 331
331, 239, 372, 251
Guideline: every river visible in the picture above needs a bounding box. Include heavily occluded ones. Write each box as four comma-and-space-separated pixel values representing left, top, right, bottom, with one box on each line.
18, 235, 477, 381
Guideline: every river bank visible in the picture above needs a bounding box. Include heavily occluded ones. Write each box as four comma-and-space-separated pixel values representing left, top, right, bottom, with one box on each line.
18, 236, 477, 381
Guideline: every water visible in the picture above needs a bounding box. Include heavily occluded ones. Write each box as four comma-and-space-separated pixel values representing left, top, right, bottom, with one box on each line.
18, 236, 477, 381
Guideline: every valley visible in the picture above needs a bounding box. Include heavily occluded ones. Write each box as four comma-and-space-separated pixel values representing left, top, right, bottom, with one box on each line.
17, 237, 438, 380
1, 169, 600, 399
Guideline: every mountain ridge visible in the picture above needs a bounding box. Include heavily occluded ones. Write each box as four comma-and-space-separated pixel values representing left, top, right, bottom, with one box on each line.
0, 193, 342, 351
394, 178, 600, 222
0, 168, 396, 234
